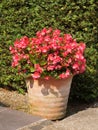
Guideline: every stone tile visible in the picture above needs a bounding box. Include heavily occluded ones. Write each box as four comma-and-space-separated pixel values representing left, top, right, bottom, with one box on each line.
41, 108, 98, 130
20, 120, 54, 130
0, 108, 43, 130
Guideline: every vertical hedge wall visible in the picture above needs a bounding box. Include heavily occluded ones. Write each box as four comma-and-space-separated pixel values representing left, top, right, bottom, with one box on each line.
0, 0, 98, 100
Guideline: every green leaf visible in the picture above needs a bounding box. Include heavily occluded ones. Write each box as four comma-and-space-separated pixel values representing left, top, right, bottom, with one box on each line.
40, 61, 47, 66
30, 67, 35, 72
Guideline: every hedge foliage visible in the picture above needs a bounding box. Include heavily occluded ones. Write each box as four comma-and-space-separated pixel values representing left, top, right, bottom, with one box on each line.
0, 0, 98, 100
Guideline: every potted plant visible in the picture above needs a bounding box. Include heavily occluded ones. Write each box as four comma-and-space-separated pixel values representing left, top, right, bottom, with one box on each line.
9, 28, 86, 120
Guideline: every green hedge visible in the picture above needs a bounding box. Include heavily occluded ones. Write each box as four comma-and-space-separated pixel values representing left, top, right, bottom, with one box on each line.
0, 0, 98, 100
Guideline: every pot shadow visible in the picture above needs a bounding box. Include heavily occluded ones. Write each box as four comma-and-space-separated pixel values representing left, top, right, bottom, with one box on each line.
26, 77, 62, 97
41, 85, 59, 96
26, 76, 72, 97
39, 79, 58, 97
37, 78, 70, 97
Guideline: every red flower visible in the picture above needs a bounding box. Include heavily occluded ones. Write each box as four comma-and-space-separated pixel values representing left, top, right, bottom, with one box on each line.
31, 72, 40, 79
34, 64, 43, 73
10, 28, 86, 79
59, 69, 70, 79
47, 65, 55, 71
53, 29, 61, 36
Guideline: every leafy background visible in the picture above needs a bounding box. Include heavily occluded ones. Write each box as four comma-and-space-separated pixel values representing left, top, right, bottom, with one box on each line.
0, 0, 98, 101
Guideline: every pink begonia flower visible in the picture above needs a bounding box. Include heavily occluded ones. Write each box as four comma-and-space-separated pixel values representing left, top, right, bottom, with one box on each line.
14, 39, 19, 48
23, 54, 29, 59
12, 61, 18, 67
40, 28, 47, 36
53, 56, 62, 64
78, 42, 86, 53
59, 73, 66, 79
67, 48, 72, 53
9, 46, 17, 54
48, 53, 62, 65
55, 65, 62, 70
49, 38, 60, 50
80, 64, 86, 73
31, 38, 36, 44
36, 47, 41, 53
75, 52, 84, 60
39, 38, 44, 44
36, 31, 41, 37
46, 27, 52, 34
65, 69, 70, 77
63, 51, 68, 57
27, 60, 31, 64
34, 64, 43, 73
67, 58, 72, 64
53, 29, 61, 36
59, 69, 70, 79
14, 36, 29, 49
51, 43, 58, 50
10, 28, 86, 79
71, 41, 78, 49
13, 54, 20, 62
12, 54, 21, 67
64, 44, 73, 53
72, 63, 79, 70
41, 46, 49, 53
47, 65, 55, 71
44, 36, 50, 42
44, 76, 50, 80
48, 54, 54, 61
58, 37, 63, 43
64, 34, 73, 44
31, 72, 40, 79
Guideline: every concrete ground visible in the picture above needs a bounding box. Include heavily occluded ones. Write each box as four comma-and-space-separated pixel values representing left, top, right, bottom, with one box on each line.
0, 105, 53, 130
0, 104, 98, 130
42, 108, 98, 130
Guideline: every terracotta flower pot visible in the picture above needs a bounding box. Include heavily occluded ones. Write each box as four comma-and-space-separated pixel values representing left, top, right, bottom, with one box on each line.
26, 76, 73, 120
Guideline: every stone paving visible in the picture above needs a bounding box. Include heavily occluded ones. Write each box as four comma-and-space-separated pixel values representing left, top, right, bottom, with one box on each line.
0, 104, 98, 130
0, 105, 45, 130
42, 108, 98, 130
